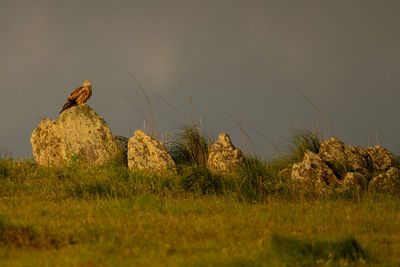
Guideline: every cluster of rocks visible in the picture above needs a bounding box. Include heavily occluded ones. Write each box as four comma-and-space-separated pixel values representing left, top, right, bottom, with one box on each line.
30, 105, 244, 173
288, 138, 399, 194
30, 105, 399, 193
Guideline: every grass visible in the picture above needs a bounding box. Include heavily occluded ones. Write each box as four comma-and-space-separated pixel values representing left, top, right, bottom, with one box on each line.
0, 154, 400, 266
1, 126, 400, 265
290, 128, 322, 162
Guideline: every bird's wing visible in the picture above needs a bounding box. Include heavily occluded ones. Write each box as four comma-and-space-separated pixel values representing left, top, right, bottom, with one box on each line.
68, 86, 84, 100
77, 88, 90, 104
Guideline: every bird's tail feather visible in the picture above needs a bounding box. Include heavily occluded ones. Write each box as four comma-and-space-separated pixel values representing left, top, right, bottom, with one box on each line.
60, 100, 77, 114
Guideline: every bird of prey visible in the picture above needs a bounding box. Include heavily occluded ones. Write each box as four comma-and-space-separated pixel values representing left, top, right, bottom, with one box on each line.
60, 80, 93, 113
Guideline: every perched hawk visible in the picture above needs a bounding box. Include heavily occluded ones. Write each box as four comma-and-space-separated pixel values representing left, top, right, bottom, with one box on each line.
60, 80, 92, 113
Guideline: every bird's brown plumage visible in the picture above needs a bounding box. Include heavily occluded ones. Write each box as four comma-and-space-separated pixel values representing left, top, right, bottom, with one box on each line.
60, 80, 93, 113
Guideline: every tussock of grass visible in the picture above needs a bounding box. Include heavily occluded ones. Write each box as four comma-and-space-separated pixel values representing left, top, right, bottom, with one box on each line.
234, 157, 289, 202
290, 129, 322, 162
168, 125, 213, 165
179, 165, 224, 195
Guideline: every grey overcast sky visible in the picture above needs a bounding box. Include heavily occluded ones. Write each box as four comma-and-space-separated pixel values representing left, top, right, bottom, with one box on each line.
1, 0, 400, 158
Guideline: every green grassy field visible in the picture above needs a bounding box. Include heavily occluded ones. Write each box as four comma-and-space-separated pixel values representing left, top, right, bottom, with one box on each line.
0, 155, 399, 266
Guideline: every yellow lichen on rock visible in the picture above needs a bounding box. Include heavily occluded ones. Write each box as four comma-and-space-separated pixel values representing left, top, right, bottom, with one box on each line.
31, 105, 122, 166
206, 133, 244, 174
291, 150, 339, 194
127, 130, 176, 173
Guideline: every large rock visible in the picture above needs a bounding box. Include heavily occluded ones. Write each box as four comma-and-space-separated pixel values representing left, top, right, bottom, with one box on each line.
369, 167, 400, 193
30, 105, 122, 166
206, 133, 244, 174
128, 130, 175, 172
291, 150, 338, 194
344, 145, 372, 173
367, 146, 394, 171
318, 138, 347, 166
318, 138, 372, 175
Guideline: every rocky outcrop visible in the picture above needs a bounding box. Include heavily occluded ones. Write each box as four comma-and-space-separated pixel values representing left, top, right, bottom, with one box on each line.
206, 133, 244, 174
127, 130, 175, 172
369, 167, 400, 193
288, 137, 399, 194
367, 146, 394, 171
291, 150, 338, 194
30, 105, 122, 166
318, 138, 372, 175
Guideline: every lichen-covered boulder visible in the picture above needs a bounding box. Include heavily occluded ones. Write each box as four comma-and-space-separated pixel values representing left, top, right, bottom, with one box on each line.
128, 130, 175, 172
206, 133, 244, 174
318, 138, 372, 175
291, 150, 338, 194
30, 105, 122, 166
369, 167, 400, 193
367, 146, 395, 171
318, 138, 347, 166
343, 145, 373, 173
340, 172, 368, 193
